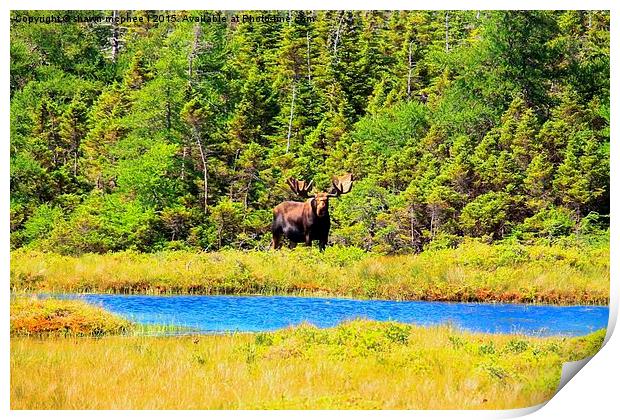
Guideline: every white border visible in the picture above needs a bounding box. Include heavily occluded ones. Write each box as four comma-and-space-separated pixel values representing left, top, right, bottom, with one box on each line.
2, 1, 617, 419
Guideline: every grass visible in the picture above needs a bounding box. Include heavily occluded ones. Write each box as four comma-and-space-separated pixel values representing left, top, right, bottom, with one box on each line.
10, 319, 606, 409
10, 239, 608, 409
10, 296, 133, 337
9, 296, 197, 337
10, 240, 609, 304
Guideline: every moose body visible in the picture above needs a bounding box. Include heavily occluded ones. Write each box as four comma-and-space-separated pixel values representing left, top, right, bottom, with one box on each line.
271, 174, 352, 251
271, 196, 331, 251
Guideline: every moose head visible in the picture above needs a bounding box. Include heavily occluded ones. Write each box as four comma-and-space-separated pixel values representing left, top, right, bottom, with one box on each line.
271, 173, 353, 250
286, 173, 353, 217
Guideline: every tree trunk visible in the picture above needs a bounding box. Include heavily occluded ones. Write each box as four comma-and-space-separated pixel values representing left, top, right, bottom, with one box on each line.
181, 146, 187, 180
72, 127, 79, 176
410, 207, 415, 246
333, 11, 345, 57
111, 10, 119, 63
430, 207, 437, 239
188, 24, 201, 84
73, 148, 78, 176
286, 82, 296, 153
193, 128, 208, 213
165, 86, 171, 132
244, 177, 252, 210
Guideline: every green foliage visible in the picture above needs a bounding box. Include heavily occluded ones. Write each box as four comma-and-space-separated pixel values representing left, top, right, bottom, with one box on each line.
426, 233, 461, 251
116, 140, 180, 207
207, 197, 245, 249
504, 339, 529, 354
459, 192, 512, 238
330, 176, 390, 250
38, 193, 159, 254
20, 204, 63, 244
578, 212, 607, 236
10, 10, 609, 254
478, 342, 496, 356
520, 207, 576, 239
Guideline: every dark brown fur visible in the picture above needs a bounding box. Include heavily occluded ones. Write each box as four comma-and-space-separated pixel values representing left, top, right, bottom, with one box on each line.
272, 174, 352, 251
271, 193, 331, 251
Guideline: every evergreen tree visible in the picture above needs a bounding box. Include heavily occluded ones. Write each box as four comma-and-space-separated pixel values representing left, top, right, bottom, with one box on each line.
9, 10, 610, 253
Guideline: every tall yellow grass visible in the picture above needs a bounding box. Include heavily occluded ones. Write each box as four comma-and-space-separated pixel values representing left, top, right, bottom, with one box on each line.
10, 241, 609, 304
10, 320, 605, 409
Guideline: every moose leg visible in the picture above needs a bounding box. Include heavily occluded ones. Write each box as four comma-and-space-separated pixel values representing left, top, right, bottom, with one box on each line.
318, 239, 327, 252
271, 236, 282, 250
271, 217, 284, 250
305, 232, 312, 247
271, 229, 283, 250
288, 241, 298, 249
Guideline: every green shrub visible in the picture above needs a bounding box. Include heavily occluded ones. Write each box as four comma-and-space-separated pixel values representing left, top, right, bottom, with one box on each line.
426, 233, 462, 251
504, 339, 529, 354
521, 207, 576, 238
459, 192, 512, 238
39, 193, 159, 254
21, 204, 63, 244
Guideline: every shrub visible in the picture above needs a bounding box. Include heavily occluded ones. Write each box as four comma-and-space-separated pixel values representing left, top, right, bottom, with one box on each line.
20, 204, 63, 245
520, 207, 576, 238
425, 233, 462, 251
459, 192, 512, 238
40, 193, 159, 254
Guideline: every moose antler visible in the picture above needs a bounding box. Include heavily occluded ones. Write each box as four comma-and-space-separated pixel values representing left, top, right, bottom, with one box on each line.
328, 173, 353, 197
287, 177, 314, 198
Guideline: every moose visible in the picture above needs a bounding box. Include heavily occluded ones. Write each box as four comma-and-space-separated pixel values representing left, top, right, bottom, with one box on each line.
271, 173, 353, 251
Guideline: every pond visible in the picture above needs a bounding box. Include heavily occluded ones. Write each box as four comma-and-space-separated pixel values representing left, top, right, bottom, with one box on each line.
50, 294, 609, 337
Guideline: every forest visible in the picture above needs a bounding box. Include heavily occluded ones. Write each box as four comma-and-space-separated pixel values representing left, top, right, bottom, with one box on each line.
10, 10, 610, 255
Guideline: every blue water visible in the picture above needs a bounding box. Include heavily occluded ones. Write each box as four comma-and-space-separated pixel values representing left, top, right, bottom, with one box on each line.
48, 294, 609, 337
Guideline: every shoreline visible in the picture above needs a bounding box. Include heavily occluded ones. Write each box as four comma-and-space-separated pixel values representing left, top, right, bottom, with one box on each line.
10, 295, 609, 339
11, 243, 609, 305
13, 290, 610, 308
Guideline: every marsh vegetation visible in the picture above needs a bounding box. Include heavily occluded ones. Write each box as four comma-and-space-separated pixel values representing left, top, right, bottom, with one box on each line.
10, 318, 605, 409
11, 239, 609, 304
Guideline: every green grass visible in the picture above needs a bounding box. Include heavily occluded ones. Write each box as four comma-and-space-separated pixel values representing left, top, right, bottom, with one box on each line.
10, 319, 606, 409
10, 240, 609, 304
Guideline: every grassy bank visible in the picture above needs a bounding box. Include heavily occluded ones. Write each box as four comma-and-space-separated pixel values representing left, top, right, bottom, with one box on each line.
11, 320, 605, 409
10, 296, 132, 337
11, 241, 609, 304
10, 296, 198, 337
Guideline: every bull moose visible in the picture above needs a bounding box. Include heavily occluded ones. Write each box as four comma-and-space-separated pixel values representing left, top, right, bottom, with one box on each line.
271, 173, 353, 251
